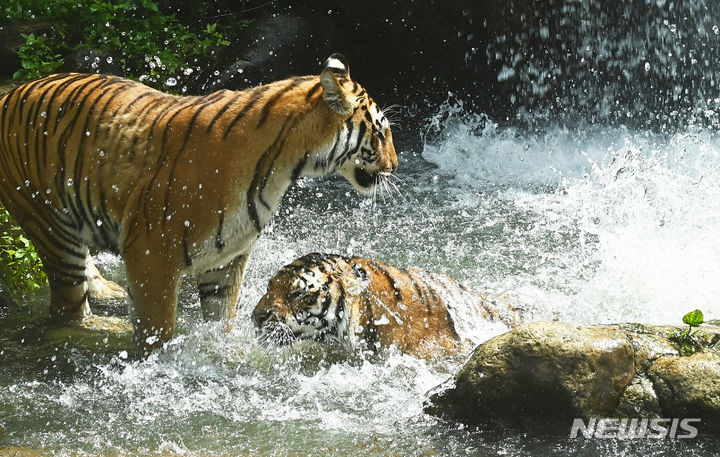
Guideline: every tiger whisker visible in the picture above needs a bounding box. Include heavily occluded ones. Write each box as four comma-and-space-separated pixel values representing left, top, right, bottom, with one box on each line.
388, 176, 403, 195
381, 175, 393, 203
377, 171, 404, 202
371, 176, 378, 208
376, 174, 386, 204
384, 178, 398, 200
386, 172, 406, 185
381, 104, 403, 127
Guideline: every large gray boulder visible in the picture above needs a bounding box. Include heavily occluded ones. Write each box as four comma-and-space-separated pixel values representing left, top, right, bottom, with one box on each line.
426, 321, 720, 430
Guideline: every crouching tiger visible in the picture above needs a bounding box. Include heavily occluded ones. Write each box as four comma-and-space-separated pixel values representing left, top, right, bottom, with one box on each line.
0, 54, 397, 354
252, 253, 521, 358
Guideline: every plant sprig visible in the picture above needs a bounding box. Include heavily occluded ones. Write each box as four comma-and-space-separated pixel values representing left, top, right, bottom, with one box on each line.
0, 208, 46, 297
668, 309, 705, 356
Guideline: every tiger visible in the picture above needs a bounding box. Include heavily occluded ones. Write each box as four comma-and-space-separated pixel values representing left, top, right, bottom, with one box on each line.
252, 253, 521, 358
0, 54, 397, 354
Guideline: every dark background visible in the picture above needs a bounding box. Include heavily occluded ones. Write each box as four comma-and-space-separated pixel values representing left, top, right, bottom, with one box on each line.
3, 0, 719, 147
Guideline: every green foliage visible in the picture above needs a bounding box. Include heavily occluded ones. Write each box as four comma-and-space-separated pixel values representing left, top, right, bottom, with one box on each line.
669, 309, 705, 356
5, 0, 233, 90
14, 32, 65, 80
0, 208, 47, 297
682, 309, 704, 327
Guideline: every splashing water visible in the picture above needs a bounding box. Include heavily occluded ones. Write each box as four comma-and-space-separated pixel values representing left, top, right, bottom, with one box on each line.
4, 0, 720, 451
2, 97, 720, 455
422, 98, 720, 325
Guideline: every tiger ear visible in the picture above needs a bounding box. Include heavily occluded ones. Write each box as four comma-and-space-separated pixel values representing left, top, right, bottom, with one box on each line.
320, 53, 353, 115
323, 53, 350, 78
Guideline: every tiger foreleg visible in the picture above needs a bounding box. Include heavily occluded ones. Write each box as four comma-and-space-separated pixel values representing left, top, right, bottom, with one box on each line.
85, 254, 127, 299
198, 254, 249, 325
124, 253, 182, 355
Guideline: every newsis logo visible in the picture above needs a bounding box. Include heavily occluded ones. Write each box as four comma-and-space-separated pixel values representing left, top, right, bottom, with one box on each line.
570, 417, 700, 439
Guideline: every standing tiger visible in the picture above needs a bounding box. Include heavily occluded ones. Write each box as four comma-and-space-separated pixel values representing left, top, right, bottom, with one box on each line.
252, 253, 521, 358
0, 54, 397, 354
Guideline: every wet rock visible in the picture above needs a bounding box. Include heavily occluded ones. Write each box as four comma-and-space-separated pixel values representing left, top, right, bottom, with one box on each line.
0, 447, 51, 457
58, 48, 124, 75
425, 322, 636, 424
426, 321, 720, 430
46, 314, 134, 353
612, 375, 662, 418
648, 353, 720, 423
203, 14, 334, 92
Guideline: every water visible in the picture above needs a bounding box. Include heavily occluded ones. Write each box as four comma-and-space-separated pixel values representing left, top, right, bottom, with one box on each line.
2, 99, 720, 455
4, 0, 720, 452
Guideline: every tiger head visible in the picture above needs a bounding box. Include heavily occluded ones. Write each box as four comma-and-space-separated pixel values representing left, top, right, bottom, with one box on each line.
252, 253, 367, 346
317, 54, 398, 194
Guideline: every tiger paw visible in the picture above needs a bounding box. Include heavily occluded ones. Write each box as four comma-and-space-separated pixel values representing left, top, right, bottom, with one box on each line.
88, 276, 127, 300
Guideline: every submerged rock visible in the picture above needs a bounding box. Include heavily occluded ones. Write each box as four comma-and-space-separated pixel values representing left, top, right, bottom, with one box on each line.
45, 314, 134, 353
425, 321, 720, 430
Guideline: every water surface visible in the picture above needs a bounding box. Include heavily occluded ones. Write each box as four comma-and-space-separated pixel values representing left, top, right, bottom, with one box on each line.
2, 98, 720, 455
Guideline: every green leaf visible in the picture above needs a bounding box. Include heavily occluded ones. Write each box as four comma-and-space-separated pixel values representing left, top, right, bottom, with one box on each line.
680, 344, 695, 356
683, 309, 704, 327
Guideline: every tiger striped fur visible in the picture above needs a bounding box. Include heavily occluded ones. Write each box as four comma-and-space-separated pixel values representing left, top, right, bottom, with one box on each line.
0, 54, 397, 354
252, 253, 521, 358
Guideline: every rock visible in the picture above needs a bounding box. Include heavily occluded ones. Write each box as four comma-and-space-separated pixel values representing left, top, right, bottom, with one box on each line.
0, 447, 51, 457
425, 322, 636, 424
426, 321, 720, 431
648, 353, 720, 424
45, 314, 134, 353
58, 48, 123, 75
612, 375, 662, 418
202, 14, 334, 92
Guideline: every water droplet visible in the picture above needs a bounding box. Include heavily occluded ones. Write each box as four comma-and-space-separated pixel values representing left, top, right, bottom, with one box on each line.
183, 68, 193, 75
714, 25, 719, 35
644, 62, 650, 72
96, 219, 103, 227
166, 77, 177, 87
66, 178, 73, 187
184, 220, 190, 227
106, 56, 113, 64
85, 130, 91, 136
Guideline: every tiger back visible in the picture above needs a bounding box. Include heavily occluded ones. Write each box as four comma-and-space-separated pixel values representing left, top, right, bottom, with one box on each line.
0, 54, 398, 354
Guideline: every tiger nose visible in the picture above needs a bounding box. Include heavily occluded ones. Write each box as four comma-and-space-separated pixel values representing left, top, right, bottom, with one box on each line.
382, 153, 398, 173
